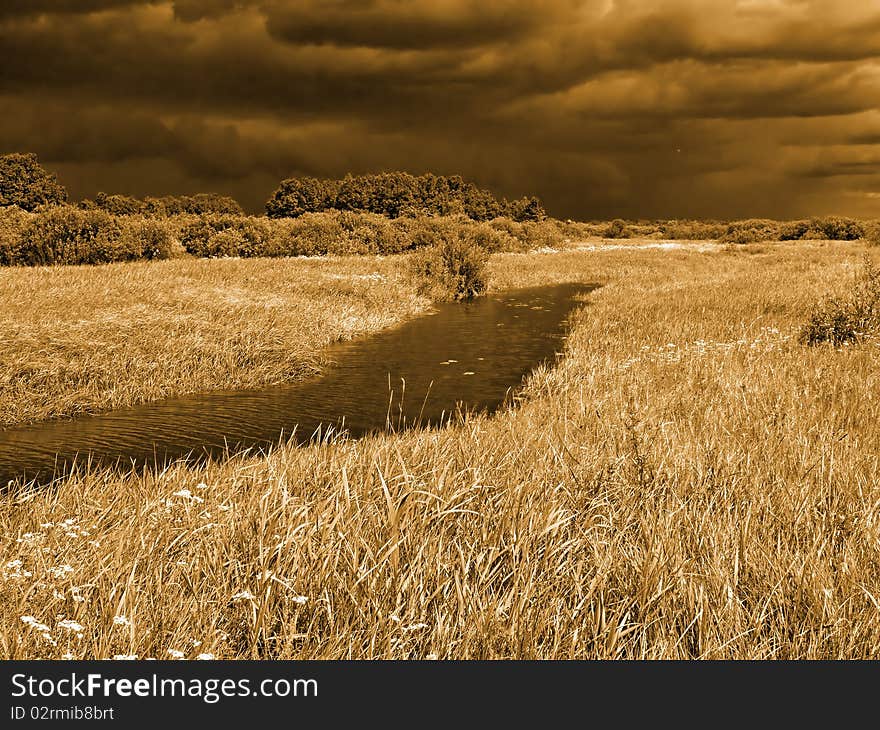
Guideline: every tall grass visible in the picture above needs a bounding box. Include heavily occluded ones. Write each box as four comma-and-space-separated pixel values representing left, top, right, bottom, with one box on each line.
3, 241, 880, 658
0, 256, 428, 427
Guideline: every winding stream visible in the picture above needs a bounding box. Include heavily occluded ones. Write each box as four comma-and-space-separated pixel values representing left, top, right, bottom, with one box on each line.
0, 282, 592, 486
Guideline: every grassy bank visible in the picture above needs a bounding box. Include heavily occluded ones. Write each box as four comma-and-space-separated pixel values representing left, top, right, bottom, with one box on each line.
2, 240, 880, 659
0, 256, 427, 427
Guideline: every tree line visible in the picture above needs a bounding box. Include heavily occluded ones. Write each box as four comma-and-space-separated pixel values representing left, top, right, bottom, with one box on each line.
0, 153, 547, 222
265, 172, 547, 222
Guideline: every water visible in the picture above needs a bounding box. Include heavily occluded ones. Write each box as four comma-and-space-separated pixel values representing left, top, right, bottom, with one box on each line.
0, 283, 591, 486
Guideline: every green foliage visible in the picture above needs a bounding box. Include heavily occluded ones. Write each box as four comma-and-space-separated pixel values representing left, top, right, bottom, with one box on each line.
800, 256, 880, 345
0, 153, 68, 212
408, 229, 490, 301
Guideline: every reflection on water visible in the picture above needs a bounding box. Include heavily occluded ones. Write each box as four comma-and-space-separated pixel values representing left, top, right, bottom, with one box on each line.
0, 282, 592, 486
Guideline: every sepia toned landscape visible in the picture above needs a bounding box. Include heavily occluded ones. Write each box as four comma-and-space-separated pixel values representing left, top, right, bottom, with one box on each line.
2, 2, 880, 662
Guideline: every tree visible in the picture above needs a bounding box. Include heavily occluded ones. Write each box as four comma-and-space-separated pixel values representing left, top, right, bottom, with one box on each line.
0, 153, 67, 211
266, 177, 338, 218
183, 193, 243, 215
94, 192, 146, 215
507, 196, 547, 222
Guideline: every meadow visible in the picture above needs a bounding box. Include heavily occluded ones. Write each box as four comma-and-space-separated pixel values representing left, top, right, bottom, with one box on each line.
0, 256, 427, 427
2, 237, 880, 659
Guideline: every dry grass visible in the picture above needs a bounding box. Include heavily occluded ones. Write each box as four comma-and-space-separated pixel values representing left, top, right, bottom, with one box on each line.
0, 256, 427, 427
2, 240, 880, 659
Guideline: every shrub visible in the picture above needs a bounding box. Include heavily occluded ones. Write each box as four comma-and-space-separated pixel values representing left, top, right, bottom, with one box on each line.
721, 219, 781, 244
119, 218, 179, 260
809, 216, 865, 241
206, 229, 247, 257
799, 256, 880, 345
337, 210, 406, 255
863, 221, 880, 247
408, 230, 490, 301
779, 220, 811, 240
661, 220, 726, 240
506, 196, 547, 222
268, 213, 345, 257
0, 205, 33, 265
0, 153, 67, 212
12, 206, 142, 265
179, 215, 271, 257
604, 219, 631, 239
393, 216, 448, 251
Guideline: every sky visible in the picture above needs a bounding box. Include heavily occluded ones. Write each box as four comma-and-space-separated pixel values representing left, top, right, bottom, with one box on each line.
2, 0, 880, 219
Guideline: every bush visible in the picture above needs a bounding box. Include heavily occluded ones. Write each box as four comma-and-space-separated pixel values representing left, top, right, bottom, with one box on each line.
863, 221, 880, 247
0, 153, 67, 212
604, 219, 631, 239
661, 220, 726, 240
408, 230, 490, 301
506, 196, 547, 222
809, 216, 865, 241
179, 215, 271, 257
268, 213, 345, 256
0, 206, 33, 265
338, 211, 406, 255
800, 256, 880, 345
721, 219, 781, 244
119, 218, 179, 260
11, 206, 143, 265
393, 216, 448, 251
779, 220, 811, 240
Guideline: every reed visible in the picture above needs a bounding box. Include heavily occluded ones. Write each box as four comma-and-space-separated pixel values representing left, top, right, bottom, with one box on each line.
2, 239, 879, 659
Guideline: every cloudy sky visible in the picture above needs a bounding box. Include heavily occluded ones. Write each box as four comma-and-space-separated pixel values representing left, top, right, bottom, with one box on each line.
2, 0, 880, 218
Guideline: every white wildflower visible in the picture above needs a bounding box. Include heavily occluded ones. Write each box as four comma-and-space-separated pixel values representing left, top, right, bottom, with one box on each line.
195, 653, 215, 660
21, 616, 51, 633
57, 619, 84, 633
231, 591, 256, 602
167, 649, 185, 659
113, 654, 138, 660
113, 615, 131, 628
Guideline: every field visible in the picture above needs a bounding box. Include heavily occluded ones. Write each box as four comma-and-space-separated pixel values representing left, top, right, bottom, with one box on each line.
2, 239, 880, 659
0, 256, 427, 427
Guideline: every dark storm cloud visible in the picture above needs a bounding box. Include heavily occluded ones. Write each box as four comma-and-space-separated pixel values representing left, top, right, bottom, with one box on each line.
1, 0, 880, 217
0, 0, 159, 18
262, 0, 573, 50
